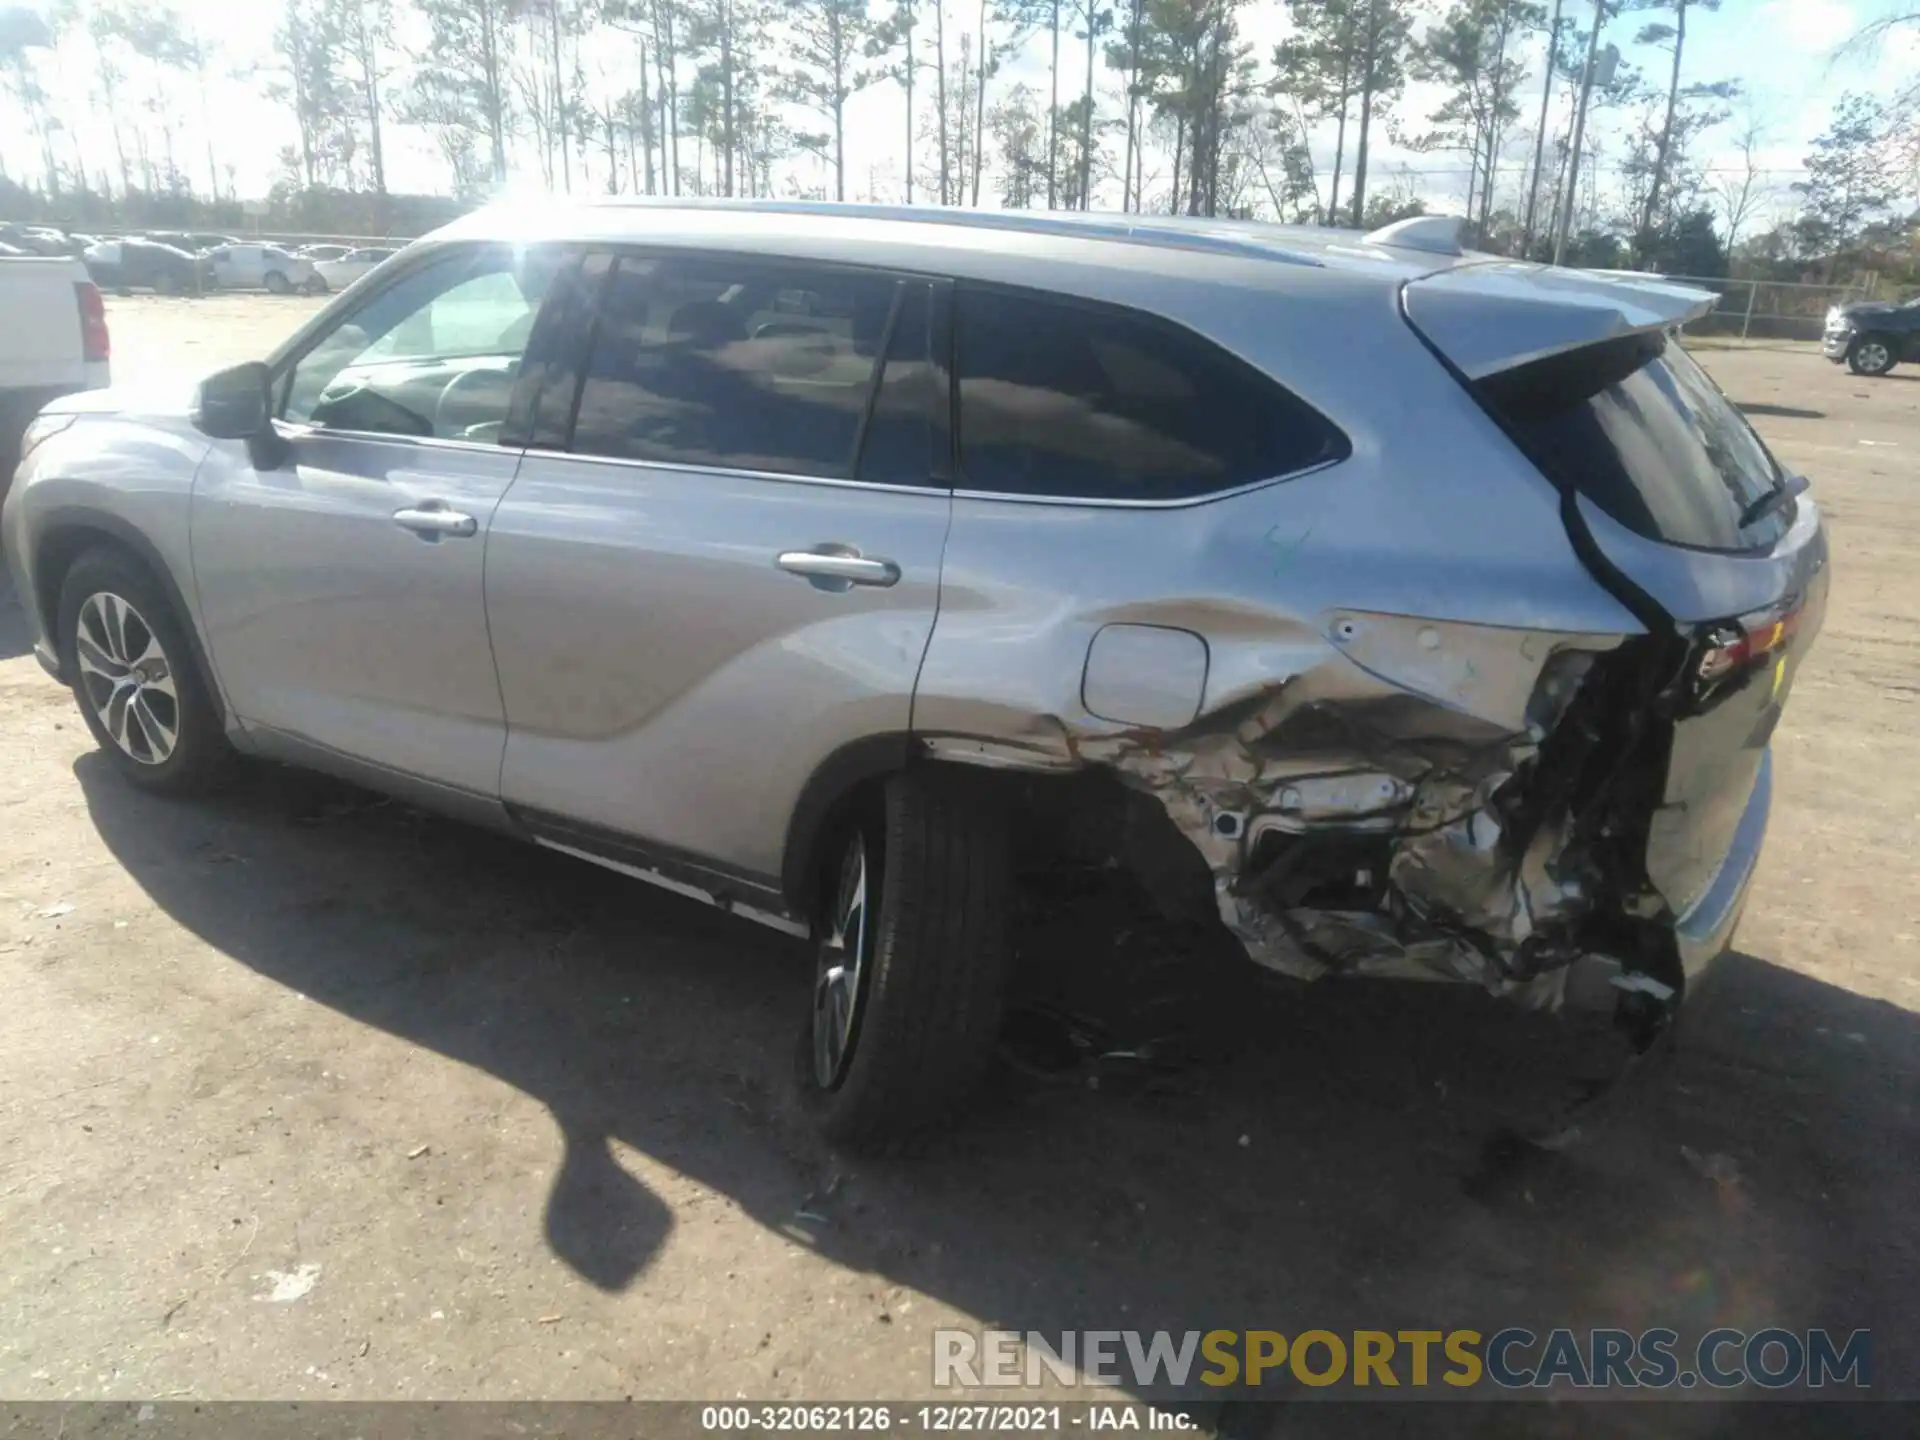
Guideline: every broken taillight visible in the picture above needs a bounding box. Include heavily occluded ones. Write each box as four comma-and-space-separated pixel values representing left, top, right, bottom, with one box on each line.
1697, 601, 1803, 686
75, 280, 110, 363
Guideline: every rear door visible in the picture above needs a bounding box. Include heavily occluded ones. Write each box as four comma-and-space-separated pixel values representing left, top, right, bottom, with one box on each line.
1405, 267, 1830, 929
484, 250, 951, 899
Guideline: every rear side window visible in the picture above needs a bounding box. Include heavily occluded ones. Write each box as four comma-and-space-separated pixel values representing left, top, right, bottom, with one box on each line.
1477, 333, 1791, 551
954, 285, 1347, 501
571, 256, 919, 481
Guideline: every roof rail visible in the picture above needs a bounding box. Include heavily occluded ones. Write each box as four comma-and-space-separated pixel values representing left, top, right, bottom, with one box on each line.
1363, 214, 1467, 257
591, 196, 1323, 269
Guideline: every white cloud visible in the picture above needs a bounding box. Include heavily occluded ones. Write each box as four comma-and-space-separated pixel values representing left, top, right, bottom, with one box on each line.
1758, 0, 1859, 54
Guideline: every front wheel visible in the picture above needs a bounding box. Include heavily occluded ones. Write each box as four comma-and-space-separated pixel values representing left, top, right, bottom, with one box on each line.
57, 548, 228, 795
264, 270, 291, 295
797, 770, 1012, 1151
1848, 335, 1897, 375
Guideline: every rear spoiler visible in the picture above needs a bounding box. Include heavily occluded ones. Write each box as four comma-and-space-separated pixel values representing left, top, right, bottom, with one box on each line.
1402, 261, 1719, 380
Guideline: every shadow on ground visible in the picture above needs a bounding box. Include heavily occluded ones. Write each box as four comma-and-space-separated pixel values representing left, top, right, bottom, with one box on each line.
0, 569, 32, 663
74, 757, 1920, 1427
1737, 403, 1826, 421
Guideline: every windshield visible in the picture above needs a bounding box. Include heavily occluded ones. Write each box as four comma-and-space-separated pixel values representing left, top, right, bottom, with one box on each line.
1477, 332, 1793, 552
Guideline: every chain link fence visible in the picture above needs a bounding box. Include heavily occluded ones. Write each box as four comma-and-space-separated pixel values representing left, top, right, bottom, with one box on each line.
1666, 275, 1872, 342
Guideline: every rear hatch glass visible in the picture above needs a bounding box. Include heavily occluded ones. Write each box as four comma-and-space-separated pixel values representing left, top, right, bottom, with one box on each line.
1474, 331, 1793, 553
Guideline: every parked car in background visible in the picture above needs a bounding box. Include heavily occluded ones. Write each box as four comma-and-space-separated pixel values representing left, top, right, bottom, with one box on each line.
2, 202, 1827, 1148
1823, 296, 1920, 375
0, 223, 79, 257
207, 243, 323, 295
142, 231, 205, 254
300, 244, 355, 263
82, 238, 209, 295
310, 246, 398, 291
24, 227, 88, 257
0, 253, 108, 480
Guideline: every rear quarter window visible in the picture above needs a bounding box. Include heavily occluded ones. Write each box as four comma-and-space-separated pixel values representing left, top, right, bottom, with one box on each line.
1477, 333, 1793, 552
954, 284, 1348, 501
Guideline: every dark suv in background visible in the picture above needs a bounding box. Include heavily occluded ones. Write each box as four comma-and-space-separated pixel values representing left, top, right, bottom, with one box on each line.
1824, 296, 1920, 375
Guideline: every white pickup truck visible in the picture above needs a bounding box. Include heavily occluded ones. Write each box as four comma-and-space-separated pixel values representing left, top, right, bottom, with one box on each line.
0, 255, 111, 483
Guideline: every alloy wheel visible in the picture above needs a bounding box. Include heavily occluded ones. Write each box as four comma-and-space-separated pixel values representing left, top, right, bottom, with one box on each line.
74, 591, 180, 766
811, 831, 874, 1090
1856, 341, 1892, 373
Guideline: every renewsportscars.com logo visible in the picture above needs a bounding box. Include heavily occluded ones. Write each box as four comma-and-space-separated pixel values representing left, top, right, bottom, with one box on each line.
932, 1328, 1873, 1392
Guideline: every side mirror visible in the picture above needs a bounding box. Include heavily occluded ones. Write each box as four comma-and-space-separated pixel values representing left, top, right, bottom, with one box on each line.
192, 361, 273, 440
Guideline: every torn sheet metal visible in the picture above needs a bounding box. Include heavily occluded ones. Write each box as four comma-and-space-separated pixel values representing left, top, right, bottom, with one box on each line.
1067, 612, 1636, 1006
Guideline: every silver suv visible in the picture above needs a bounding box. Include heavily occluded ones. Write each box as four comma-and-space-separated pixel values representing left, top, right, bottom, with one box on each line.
3, 203, 1827, 1148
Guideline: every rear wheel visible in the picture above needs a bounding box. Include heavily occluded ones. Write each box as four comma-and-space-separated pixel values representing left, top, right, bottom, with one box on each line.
1848, 335, 1897, 375
57, 549, 227, 795
796, 771, 1012, 1150
302, 274, 328, 296
264, 270, 291, 296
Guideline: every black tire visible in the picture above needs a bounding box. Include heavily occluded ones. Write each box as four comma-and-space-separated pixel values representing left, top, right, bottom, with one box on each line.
264, 270, 291, 295
56, 547, 228, 796
302, 275, 329, 296
796, 770, 1012, 1151
1848, 334, 1898, 376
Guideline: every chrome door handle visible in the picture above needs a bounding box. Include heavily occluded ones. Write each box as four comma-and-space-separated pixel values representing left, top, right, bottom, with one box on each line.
393, 505, 478, 539
776, 548, 901, 590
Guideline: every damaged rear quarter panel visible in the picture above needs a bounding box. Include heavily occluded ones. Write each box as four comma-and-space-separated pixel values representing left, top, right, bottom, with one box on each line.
914, 286, 1652, 1001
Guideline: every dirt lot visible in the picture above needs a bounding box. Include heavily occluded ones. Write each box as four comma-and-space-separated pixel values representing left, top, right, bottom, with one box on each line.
0, 301, 1916, 1416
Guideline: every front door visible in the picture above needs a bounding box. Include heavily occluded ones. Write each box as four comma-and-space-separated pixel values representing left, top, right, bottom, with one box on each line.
485, 251, 951, 895
192, 243, 563, 799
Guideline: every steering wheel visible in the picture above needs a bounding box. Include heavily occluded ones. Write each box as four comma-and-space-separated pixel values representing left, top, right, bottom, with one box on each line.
434, 368, 514, 436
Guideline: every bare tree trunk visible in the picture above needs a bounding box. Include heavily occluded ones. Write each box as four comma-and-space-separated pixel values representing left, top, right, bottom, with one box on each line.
363, 25, 387, 197
1080, 3, 1095, 208
972, 0, 989, 204
639, 40, 656, 193
549, 2, 571, 191
1325, 63, 1351, 224
1046, 0, 1060, 207
904, 4, 915, 202
1121, 0, 1143, 211
1521, 0, 1563, 252
1170, 113, 1184, 213
720, 0, 736, 196
834, 91, 846, 201
655, 1, 680, 195
1348, 0, 1382, 227
1638, 0, 1688, 251
935, 0, 950, 204
1479, 9, 1515, 236
482, 7, 508, 183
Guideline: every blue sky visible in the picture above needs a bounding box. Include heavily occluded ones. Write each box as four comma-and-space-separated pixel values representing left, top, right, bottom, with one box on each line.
4, 0, 1917, 229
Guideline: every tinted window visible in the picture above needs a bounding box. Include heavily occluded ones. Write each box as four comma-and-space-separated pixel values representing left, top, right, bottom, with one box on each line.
1478, 333, 1790, 552
571, 256, 906, 479
282, 246, 559, 442
954, 285, 1347, 500
855, 284, 936, 486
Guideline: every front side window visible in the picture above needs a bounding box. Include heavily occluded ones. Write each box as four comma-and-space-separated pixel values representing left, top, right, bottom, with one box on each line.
281, 246, 559, 443
954, 284, 1348, 501
569, 255, 922, 480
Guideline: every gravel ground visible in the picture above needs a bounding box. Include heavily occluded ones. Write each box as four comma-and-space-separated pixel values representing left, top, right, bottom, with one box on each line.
0, 300, 1915, 1419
